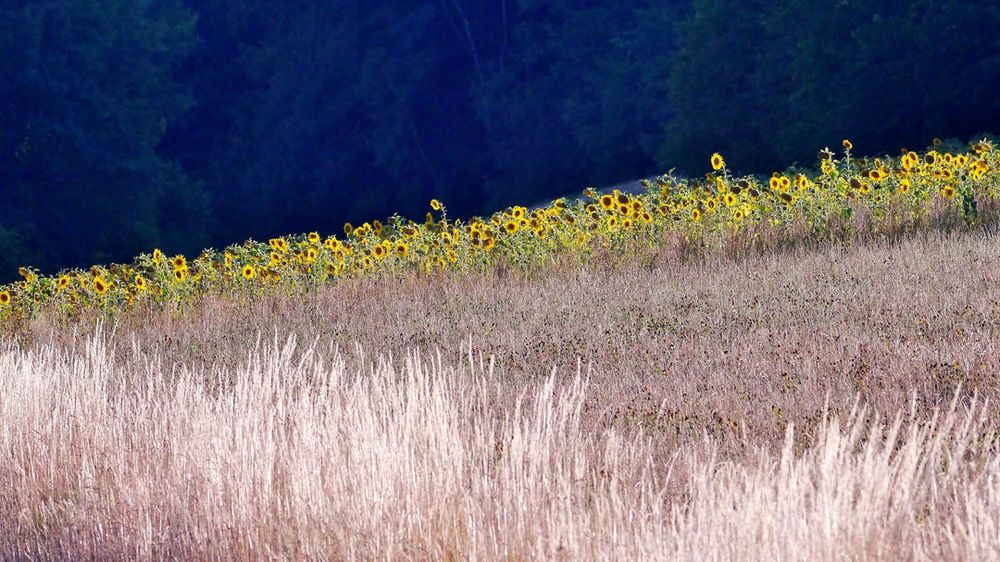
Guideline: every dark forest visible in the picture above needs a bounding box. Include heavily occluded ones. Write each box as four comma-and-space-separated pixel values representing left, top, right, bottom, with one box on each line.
2, 0, 999, 278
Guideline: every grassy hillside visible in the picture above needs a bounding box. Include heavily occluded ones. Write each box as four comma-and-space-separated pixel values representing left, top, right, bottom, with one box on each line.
2, 230, 999, 559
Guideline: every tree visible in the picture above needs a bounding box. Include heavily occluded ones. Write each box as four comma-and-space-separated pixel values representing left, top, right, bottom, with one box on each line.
0, 0, 206, 278
662, 0, 1000, 174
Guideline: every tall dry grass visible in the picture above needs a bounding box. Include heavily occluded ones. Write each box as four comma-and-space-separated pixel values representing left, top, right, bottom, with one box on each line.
0, 335, 998, 560
2, 230, 1000, 560
21, 229, 1000, 454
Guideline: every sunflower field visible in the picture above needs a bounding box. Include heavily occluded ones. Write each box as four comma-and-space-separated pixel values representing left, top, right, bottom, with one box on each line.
3, 138, 999, 321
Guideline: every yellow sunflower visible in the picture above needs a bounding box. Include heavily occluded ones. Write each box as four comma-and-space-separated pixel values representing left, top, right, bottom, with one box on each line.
93, 276, 109, 295
710, 152, 725, 171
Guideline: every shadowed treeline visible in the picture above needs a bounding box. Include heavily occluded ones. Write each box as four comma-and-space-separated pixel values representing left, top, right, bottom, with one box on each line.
2, 0, 999, 278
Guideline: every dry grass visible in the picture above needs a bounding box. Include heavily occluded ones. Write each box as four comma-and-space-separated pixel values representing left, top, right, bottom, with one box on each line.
3, 230, 1000, 560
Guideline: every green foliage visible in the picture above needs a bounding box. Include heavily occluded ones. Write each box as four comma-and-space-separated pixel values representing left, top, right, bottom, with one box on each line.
4, 0, 1000, 281
662, 0, 1000, 172
0, 0, 207, 276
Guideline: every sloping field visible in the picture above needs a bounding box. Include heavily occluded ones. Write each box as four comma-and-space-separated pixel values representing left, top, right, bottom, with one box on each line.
2, 230, 999, 560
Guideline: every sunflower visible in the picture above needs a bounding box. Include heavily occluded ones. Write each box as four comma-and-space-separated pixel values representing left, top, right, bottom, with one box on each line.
57, 275, 71, 290
373, 244, 388, 261
503, 220, 519, 235
430, 199, 442, 211
395, 242, 409, 257
173, 267, 188, 282
941, 185, 957, 198
242, 265, 255, 279
0, 291, 10, 306
305, 247, 318, 262
710, 152, 725, 171
599, 194, 614, 210
171, 255, 187, 269
483, 237, 496, 251
898, 179, 912, 194
134, 275, 147, 291
842, 139, 853, 151
272, 238, 290, 253
93, 276, 109, 295
308, 232, 321, 244
343, 222, 354, 237
723, 193, 737, 207
691, 208, 702, 221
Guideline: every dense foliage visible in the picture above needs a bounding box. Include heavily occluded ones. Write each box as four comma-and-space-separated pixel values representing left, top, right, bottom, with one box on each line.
2, 0, 1000, 278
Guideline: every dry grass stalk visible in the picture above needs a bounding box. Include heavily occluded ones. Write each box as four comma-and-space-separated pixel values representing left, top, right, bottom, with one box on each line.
0, 337, 998, 560
2, 230, 1000, 559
